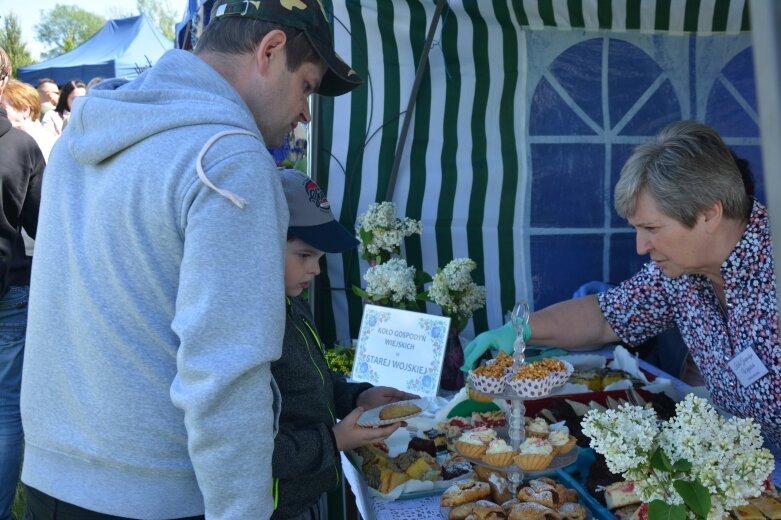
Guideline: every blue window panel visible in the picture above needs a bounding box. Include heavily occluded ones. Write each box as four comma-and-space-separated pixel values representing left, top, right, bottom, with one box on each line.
609, 144, 635, 227
706, 48, 757, 138
549, 38, 604, 128
530, 234, 604, 310
529, 76, 597, 135
620, 79, 682, 135
721, 47, 757, 118
608, 38, 664, 130
706, 81, 759, 138
730, 145, 765, 204
531, 144, 605, 228
609, 233, 649, 284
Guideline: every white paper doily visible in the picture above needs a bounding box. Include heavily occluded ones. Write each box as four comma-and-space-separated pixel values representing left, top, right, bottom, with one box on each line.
372, 494, 443, 520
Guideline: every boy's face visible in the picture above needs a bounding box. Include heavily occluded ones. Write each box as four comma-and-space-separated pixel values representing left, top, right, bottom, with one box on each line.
285, 237, 325, 297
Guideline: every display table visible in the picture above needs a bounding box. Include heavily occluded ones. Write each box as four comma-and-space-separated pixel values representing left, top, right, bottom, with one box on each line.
342, 347, 781, 520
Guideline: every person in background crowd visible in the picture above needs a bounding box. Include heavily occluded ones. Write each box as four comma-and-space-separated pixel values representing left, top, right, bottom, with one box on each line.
40, 79, 85, 136
272, 168, 416, 519
1, 79, 57, 161
464, 120, 780, 455
86, 76, 104, 92
19, 0, 362, 518
0, 46, 44, 520
35, 79, 58, 121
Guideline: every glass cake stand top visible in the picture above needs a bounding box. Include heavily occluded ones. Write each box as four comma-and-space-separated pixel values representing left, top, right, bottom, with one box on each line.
511, 300, 530, 368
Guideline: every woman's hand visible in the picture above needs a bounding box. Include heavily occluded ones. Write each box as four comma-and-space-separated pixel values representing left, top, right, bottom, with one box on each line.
355, 386, 419, 410
332, 407, 403, 451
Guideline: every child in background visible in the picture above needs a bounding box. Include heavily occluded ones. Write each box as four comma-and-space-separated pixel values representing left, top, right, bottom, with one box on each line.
273, 169, 417, 519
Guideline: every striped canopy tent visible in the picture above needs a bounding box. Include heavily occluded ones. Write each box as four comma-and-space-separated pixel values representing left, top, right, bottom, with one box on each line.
311, 0, 759, 346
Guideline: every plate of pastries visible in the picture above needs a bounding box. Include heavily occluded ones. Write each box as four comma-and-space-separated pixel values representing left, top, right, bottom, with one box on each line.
440, 471, 590, 520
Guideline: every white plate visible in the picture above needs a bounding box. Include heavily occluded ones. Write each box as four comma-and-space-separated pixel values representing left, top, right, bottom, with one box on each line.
357, 399, 428, 427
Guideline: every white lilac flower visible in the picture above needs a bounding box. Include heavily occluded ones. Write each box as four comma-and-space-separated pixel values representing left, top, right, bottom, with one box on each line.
581, 403, 659, 475
427, 258, 486, 330
355, 202, 422, 261
583, 393, 775, 520
363, 257, 417, 305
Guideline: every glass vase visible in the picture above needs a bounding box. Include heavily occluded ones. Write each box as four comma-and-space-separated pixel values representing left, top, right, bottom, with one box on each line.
439, 324, 465, 390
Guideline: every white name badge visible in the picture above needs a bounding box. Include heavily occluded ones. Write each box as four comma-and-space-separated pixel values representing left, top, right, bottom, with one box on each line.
351, 304, 451, 397
727, 347, 769, 388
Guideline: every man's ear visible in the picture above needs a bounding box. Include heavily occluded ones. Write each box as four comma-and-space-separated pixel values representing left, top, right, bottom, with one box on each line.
255, 29, 287, 74
701, 200, 724, 232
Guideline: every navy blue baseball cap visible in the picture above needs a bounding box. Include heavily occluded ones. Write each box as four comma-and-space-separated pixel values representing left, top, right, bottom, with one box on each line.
279, 169, 359, 253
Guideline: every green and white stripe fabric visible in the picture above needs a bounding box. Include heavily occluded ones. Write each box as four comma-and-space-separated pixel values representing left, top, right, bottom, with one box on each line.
316, 0, 526, 343
312, 0, 753, 346
514, 0, 749, 35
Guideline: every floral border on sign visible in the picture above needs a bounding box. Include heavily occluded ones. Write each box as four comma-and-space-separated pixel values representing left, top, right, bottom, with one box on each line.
352, 308, 392, 384
401, 317, 448, 393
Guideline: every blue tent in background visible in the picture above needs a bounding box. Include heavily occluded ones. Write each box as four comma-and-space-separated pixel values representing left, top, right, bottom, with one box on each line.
17, 15, 172, 86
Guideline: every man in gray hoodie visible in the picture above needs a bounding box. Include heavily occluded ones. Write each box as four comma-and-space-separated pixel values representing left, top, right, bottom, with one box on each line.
20, 1, 361, 519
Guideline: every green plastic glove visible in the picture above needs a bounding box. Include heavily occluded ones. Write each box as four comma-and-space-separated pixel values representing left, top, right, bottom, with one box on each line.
460, 321, 531, 372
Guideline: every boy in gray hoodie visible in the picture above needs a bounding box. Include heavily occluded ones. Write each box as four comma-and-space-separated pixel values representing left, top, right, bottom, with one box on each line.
273, 169, 416, 519
20, 1, 361, 519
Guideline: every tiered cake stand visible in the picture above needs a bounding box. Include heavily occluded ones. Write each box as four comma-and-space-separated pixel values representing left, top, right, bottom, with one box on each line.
468, 382, 579, 492
464, 301, 578, 492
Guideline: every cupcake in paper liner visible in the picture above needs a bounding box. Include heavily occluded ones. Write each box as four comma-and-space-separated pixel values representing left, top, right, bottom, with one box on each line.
481, 438, 515, 467
469, 362, 508, 394
507, 372, 558, 398
539, 358, 574, 386
548, 428, 577, 455
514, 437, 553, 471
492, 351, 515, 370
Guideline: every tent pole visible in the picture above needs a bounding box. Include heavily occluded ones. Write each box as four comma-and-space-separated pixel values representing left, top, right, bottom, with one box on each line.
385, 0, 448, 202
749, 0, 781, 327
309, 93, 322, 323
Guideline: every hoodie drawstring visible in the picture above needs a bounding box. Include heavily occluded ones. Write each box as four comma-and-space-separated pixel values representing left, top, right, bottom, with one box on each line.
196, 129, 261, 208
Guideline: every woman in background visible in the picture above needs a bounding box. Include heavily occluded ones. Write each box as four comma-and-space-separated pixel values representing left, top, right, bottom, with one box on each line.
41, 80, 85, 136
1, 79, 56, 160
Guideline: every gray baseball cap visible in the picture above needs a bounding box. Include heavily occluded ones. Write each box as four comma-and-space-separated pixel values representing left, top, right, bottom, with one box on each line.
279, 169, 358, 253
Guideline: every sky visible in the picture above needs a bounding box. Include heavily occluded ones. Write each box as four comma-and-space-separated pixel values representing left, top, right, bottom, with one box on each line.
0, 0, 184, 60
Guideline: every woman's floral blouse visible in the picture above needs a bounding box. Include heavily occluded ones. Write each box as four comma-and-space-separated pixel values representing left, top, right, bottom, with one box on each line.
599, 201, 781, 449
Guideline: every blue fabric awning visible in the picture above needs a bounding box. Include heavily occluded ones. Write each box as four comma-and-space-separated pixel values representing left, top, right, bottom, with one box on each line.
18, 15, 172, 85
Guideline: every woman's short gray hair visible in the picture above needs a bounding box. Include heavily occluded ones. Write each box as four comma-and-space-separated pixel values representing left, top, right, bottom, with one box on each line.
614, 120, 750, 228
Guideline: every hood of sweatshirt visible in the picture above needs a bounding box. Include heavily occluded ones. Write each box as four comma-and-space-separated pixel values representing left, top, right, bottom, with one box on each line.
0, 107, 11, 138
66, 49, 263, 166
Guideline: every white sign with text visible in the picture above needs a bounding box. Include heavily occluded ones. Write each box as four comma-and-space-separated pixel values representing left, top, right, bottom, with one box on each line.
351, 304, 451, 397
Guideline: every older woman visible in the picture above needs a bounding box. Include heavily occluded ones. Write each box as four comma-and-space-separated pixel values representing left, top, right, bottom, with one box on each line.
467, 120, 780, 453
1, 79, 56, 160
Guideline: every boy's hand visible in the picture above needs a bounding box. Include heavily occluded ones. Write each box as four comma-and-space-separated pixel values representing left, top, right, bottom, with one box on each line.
355, 386, 419, 410
333, 407, 403, 451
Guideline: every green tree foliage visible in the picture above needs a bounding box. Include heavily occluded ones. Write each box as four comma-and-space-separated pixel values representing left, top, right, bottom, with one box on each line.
0, 12, 35, 76
137, 0, 177, 42
34, 4, 105, 59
